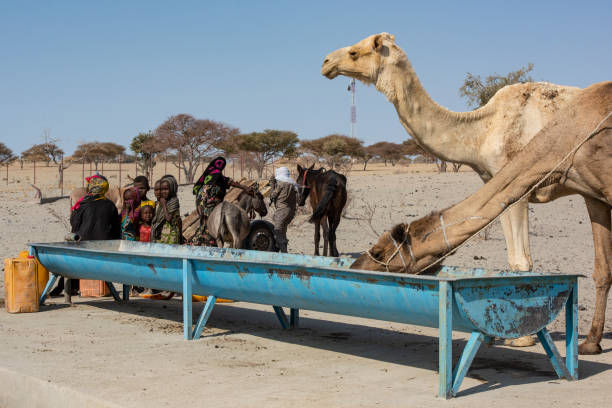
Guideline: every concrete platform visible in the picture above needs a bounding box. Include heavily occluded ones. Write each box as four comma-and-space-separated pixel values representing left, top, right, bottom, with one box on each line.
1, 296, 611, 407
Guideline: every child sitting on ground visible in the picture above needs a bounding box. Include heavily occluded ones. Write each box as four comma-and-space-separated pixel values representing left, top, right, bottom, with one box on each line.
139, 205, 155, 242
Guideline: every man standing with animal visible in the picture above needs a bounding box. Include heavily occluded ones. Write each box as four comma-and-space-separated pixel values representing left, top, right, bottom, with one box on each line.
269, 166, 297, 253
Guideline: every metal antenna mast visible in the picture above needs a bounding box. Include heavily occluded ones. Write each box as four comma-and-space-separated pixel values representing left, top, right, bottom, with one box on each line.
348, 78, 356, 138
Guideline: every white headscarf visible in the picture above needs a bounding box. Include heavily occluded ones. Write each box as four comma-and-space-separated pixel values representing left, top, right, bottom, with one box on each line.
274, 167, 297, 190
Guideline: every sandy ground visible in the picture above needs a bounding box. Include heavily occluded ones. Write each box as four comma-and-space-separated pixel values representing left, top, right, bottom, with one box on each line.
1, 164, 611, 406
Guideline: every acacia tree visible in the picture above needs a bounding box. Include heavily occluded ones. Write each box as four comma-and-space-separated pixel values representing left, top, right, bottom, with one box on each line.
131, 131, 163, 178
73, 142, 125, 170
367, 141, 404, 166
0, 142, 15, 179
0, 143, 14, 163
236, 130, 299, 178
155, 114, 238, 183
360, 145, 376, 170
459, 63, 534, 108
300, 134, 363, 170
21, 145, 50, 164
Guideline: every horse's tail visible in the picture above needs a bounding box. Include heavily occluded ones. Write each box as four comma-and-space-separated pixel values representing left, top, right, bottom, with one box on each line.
310, 179, 337, 223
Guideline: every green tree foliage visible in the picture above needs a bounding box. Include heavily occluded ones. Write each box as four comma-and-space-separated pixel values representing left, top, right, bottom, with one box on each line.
155, 114, 238, 183
301, 134, 363, 170
73, 142, 125, 170
459, 63, 535, 108
237, 130, 299, 177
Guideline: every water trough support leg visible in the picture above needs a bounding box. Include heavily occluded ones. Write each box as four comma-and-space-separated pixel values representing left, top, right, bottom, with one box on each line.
290, 308, 299, 328
438, 280, 453, 399
122, 285, 130, 302
273, 306, 289, 329
39, 273, 59, 305
192, 296, 217, 340
566, 280, 578, 380
537, 328, 572, 380
183, 259, 194, 340
451, 331, 484, 396
105, 282, 122, 303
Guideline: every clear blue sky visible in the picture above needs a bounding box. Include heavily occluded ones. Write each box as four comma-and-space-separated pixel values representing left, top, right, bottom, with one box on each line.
1, 0, 610, 155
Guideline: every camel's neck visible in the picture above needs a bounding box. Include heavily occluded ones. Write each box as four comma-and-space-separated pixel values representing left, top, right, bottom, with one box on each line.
376, 60, 493, 165
410, 144, 561, 266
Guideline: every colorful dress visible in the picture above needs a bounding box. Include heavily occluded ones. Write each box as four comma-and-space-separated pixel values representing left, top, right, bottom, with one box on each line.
190, 176, 232, 246
120, 186, 141, 241
121, 214, 139, 241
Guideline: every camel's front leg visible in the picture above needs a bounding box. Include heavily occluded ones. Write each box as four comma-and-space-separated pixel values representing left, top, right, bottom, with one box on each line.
499, 199, 533, 271
579, 197, 612, 355
500, 200, 537, 347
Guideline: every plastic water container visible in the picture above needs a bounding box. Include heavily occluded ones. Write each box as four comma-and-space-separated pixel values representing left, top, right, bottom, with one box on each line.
4, 258, 40, 313
80, 279, 110, 297
19, 250, 49, 298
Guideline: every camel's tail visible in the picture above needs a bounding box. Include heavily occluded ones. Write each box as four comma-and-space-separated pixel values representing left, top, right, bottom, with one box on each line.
310, 180, 337, 223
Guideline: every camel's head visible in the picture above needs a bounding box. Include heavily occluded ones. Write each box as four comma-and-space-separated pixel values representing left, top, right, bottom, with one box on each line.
350, 223, 439, 274
321, 33, 399, 85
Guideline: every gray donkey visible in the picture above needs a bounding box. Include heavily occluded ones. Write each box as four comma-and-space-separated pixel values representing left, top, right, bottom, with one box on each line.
207, 189, 267, 248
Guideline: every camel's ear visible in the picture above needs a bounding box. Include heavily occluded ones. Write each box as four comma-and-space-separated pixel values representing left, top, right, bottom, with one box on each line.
390, 223, 408, 243
373, 34, 384, 52
373, 33, 395, 52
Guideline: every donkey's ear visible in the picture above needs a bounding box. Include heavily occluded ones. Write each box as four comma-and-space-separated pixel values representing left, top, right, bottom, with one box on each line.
297, 164, 303, 172
308, 163, 315, 170
390, 223, 408, 243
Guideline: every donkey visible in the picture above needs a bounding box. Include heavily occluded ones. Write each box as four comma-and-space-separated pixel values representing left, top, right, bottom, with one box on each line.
207, 189, 267, 248
296, 165, 347, 257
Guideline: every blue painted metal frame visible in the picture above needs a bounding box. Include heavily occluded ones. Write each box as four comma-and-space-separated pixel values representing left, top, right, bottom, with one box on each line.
28, 241, 581, 398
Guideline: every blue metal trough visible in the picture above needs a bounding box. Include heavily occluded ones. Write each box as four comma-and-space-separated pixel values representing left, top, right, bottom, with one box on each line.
29, 240, 579, 399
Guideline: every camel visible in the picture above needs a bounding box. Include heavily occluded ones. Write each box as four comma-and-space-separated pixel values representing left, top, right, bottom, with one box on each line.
321, 32, 582, 347
321, 33, 584, 272
350, 81, 612, 354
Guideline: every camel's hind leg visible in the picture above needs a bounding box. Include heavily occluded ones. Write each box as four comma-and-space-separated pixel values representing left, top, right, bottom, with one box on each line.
499, 199, 533, 271
579, 196, 612, 355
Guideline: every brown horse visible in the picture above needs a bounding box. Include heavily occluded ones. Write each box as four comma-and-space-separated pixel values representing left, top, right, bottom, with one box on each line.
296, 164, 347, 257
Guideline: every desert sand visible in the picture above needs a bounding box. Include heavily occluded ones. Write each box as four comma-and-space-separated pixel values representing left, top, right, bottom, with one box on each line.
1, 164, 611, 407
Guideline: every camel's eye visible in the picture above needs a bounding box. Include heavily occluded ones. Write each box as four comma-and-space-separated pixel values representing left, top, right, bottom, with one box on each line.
349, 50, 358, 59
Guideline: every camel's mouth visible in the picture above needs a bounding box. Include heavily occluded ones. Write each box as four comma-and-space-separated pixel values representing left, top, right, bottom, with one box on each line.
321, 63, 338, 79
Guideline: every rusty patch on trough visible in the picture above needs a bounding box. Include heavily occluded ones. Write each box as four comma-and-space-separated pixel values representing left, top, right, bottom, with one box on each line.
267, 268, 313, 288
147, 264, 157, 275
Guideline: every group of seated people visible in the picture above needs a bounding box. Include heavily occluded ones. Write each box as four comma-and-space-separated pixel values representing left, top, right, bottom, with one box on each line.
57, 156, 298, 299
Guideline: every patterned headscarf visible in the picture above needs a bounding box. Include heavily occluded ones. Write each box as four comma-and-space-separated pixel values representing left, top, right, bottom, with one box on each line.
71, 174, 109, 212
193, 157, 227, 195
121, 186, 141, 222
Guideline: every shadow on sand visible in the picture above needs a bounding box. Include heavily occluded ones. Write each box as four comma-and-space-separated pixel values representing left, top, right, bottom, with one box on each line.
42, 296, 612, 398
